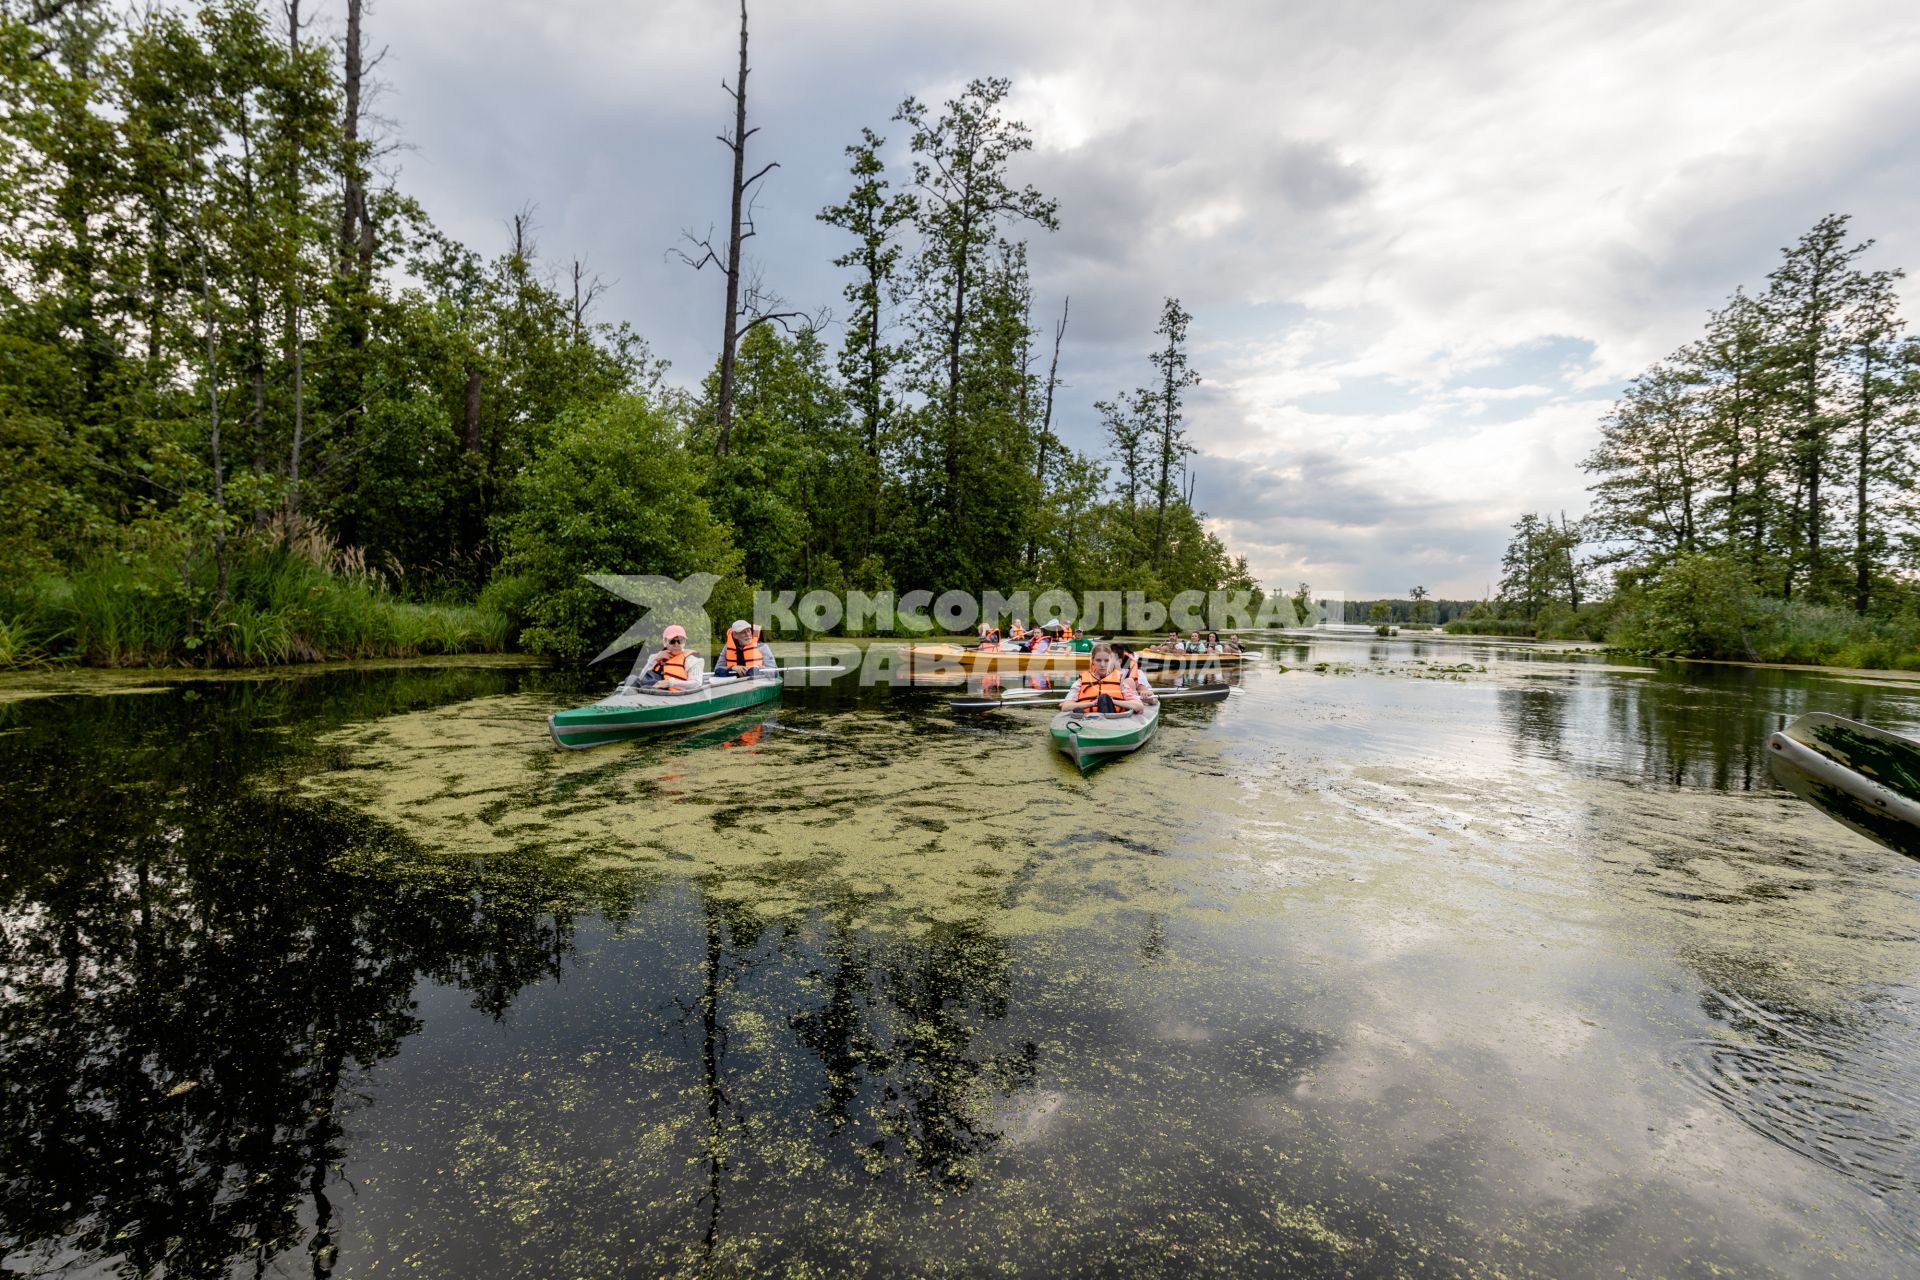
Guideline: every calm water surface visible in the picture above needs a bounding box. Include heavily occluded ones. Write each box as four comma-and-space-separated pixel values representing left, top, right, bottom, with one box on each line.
3, 636, 1920, 1278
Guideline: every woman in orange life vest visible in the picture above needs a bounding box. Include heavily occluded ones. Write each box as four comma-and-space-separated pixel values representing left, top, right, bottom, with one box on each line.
1009, 619, 1027, 644
977, 622, 1001, 652
1063, 642, 1144, 714
714, 619, 774, 677
631, 624, 705, 693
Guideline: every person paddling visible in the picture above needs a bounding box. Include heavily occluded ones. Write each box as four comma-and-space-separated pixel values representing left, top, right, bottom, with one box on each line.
630, 625, 704, 693
1063, 642, 1144, 715
715, 619, 774, 677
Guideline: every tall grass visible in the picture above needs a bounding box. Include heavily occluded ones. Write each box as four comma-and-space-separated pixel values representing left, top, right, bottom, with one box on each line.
0, 522, 512, 669
1740, 599, 1920, 670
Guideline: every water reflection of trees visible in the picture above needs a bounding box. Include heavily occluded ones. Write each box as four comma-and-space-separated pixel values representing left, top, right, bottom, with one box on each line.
2, 678, 1044, 1276
732, 902, 1036, 1187
1498, 665, 1916, 791
0, 677, 615, 1278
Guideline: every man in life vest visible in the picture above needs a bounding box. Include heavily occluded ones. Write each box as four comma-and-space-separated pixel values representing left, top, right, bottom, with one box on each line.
1159, 630, 1184, 654
715, 619, 774, 677
630, 624, 704, 693
1063, 642, 1144, 714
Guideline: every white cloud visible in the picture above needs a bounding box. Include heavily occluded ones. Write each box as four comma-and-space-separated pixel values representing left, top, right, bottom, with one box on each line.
359, 0, 1920, 597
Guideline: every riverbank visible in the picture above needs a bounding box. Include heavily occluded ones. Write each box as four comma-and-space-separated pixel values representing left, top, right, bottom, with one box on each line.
0, 540, 512, 670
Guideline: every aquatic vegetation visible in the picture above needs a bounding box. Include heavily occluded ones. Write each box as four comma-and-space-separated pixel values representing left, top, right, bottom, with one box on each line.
10, 636, 1920, 1277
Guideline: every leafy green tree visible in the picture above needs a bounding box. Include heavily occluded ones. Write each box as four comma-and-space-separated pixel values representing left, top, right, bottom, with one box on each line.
1584, 361, 1708, 566
494, 396, 742, 663
1765, 214, 1876, 601
1618, 552, 1755, 657
818, 127, 912, 563
890, 77, 1057, 590
1838, 268, 1914, 615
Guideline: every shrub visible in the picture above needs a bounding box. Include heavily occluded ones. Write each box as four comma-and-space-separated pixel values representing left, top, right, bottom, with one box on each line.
1611, 554, 1755, 657
493, 396, 744, 664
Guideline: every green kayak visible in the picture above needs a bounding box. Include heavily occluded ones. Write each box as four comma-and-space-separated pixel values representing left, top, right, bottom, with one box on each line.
1767, 712, 1920, 859
548, 674, 781, 750
1049, 700, 1160, 772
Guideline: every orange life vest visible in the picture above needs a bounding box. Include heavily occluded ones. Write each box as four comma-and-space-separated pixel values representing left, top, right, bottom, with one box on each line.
1069, 669, 1132, 710
650, 647, 690, 681
1059, 624, 1074, 641
724, 626, 768, 668
1123, 653, 1142, 683
1009, 624, 1026, 641
979, 627, 1000, 651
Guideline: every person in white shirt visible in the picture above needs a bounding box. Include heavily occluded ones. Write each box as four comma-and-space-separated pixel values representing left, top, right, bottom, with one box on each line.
625, 624, 705, 693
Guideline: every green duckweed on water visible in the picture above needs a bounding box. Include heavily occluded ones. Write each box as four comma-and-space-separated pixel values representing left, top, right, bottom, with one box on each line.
5, 635, 1920, 1276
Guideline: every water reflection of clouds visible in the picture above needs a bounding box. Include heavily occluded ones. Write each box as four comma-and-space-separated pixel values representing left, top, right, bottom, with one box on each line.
14, 647, 1920, 1275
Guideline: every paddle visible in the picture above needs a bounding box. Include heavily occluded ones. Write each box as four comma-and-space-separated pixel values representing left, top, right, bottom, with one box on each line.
950, 685, 1230, 712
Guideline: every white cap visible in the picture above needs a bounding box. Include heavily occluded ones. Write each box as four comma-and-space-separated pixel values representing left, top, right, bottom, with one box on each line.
730, 619, 752, 632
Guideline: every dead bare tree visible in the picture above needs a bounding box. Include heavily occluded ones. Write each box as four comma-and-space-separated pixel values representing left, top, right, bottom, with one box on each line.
339, 0, 370, 279
672, 0, 813, 455
569, 258, 607, 341
1025, 297, 1068, 570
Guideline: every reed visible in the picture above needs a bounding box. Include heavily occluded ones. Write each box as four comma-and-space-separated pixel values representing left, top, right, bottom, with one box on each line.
0, 523, 512, 669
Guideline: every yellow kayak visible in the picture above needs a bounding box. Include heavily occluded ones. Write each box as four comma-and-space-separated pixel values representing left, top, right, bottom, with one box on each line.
899, 643, 1092, 673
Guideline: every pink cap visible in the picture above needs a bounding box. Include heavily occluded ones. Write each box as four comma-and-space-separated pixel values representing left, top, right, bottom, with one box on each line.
661, 624, 687, 642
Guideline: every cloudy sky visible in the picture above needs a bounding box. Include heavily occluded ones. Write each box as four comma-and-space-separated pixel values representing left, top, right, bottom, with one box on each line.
358, 0, 1920, 598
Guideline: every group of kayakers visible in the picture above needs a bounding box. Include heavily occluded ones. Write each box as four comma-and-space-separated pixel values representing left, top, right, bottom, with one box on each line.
620, 618, 1231, 718
976, 617, 1077, 653
1153, 631, 1244, 654
622, 620, 773, 694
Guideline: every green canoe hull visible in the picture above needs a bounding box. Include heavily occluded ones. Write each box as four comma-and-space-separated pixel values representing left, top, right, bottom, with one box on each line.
1049, 702, 1160, 772
1767, 712, 1920, 859
548, 677, 782, 750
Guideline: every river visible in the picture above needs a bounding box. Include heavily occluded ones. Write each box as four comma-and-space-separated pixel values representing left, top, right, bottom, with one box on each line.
3, 634, 1918, 1277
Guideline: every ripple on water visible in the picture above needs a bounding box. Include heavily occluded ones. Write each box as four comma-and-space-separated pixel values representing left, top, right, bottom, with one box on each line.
1672, 983, 1920, 1251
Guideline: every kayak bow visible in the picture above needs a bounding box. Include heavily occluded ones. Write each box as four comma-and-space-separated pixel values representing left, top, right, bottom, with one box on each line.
1049, 701, 1161, 772
1768, 712, 1920, 859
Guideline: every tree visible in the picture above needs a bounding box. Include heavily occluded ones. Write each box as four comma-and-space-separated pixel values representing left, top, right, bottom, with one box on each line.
1686, 290, 1781, 573
1097, 388, 1154, 518
817, 126, 912, 560
1584, 361, 1708, 566
495, 396, 742, 663
883, 81, 1057, 589
675, 0, 807, 456
1409, 585, 1430, 624
1147, 297, 1200, 572
1838, 267, 1914, 615
1765, 213, 1875, 602
896, 77, 1058, 431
